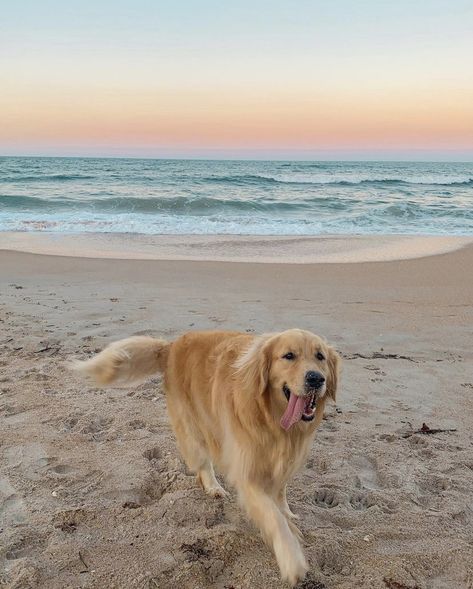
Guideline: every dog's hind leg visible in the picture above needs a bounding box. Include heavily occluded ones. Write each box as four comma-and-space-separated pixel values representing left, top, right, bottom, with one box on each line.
277, 485, 299, 520
196, 460, 227, 498
277, 485, 303, 543
169, 406, 227, 498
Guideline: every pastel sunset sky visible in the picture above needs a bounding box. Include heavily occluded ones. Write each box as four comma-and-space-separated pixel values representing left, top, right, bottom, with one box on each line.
1, 0, 472, 159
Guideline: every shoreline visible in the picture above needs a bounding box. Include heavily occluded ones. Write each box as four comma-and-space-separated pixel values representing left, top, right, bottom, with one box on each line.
0, 231, 472, 263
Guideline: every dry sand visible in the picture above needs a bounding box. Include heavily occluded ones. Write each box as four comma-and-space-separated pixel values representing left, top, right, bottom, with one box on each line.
1, 238, 472, 589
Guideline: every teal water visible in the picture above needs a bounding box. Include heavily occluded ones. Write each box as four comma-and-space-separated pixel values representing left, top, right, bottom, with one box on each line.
0, 157, 472, 235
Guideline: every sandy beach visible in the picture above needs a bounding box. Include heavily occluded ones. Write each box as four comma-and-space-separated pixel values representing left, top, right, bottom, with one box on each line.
1, 236, 472, 589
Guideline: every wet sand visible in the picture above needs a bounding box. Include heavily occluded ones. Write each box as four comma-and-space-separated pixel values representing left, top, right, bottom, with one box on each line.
0, 231, 472, 263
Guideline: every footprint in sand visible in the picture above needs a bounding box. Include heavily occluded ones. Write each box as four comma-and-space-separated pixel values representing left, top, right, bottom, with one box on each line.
349, 490, 376, 510
141, 473, 168, 501
4, 443, 53, 481
103, 471, 165, 507
62, 414, 80, 431
316, 539, 349, 575
50, 464, 76, 475
143, 447, 161, 461
407, 435, 429, 448
322, 421, 340, 432
417, 474, 449, 494
351, 455, 382, 490
312, 488, 344, 508
76, 414, 114, 441
53, 508, 88, 533
378, 433, 397, 442
5, 533, 46, 561
0, 476, 27, 525
128, 418, 147, 430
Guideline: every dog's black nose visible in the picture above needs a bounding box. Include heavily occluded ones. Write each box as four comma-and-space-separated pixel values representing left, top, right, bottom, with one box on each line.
305, 371, 325, 388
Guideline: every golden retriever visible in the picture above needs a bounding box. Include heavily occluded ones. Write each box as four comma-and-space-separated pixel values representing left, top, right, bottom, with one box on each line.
72, 329, 340, 586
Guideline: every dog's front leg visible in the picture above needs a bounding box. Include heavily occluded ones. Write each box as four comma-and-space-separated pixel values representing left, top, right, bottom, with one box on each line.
238, 482, 308, 587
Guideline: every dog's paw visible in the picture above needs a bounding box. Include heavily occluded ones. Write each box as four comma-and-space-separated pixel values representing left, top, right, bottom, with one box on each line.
196, 474, 228, 499
275, 536, 308, 587
280, 552, 308, 587
206, 484, 228, 499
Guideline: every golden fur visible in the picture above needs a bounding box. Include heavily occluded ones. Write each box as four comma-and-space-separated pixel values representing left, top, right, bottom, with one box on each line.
72, 329, 340, 586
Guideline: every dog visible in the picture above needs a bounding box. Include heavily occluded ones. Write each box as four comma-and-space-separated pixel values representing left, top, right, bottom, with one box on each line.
72, 329, 340, 586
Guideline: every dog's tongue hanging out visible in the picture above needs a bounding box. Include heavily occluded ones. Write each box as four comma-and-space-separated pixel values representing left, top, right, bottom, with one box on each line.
280, 392, 307, 430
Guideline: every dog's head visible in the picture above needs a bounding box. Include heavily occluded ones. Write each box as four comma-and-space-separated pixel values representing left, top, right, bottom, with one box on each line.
235, 329, 340, 431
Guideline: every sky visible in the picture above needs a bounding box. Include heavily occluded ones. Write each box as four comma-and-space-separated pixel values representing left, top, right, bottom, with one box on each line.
1, 0, 472, 160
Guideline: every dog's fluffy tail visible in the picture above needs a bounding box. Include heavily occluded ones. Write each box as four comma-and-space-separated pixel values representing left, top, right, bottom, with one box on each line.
70, 336, 170, 386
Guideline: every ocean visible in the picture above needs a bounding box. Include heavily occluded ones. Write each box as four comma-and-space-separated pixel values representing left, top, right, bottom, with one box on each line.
0, 157, 472, 235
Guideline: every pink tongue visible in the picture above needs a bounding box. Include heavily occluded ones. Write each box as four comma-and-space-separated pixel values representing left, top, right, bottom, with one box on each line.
280, 392, 307, 431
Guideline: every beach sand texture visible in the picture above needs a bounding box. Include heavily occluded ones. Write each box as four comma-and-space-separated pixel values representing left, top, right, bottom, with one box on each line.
1, 240, 472, 589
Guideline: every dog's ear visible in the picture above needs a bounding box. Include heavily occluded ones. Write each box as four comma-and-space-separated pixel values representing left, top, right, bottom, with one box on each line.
326, 346, 341, 402
234, 335, 273, 396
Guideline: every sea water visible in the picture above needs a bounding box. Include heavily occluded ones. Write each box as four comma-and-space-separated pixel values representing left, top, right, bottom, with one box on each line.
0, 157, 472, 235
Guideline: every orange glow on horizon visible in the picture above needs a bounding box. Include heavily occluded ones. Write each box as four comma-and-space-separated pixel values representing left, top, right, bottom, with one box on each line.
2, 53, 473, 155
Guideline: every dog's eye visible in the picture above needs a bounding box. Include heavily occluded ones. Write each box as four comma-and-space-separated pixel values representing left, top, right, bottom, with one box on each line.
316, 352, 325, 361
282, 352, 296, 360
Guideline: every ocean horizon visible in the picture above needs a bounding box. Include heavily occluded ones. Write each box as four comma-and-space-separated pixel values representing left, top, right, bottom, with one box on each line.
1, 156, 472, 236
